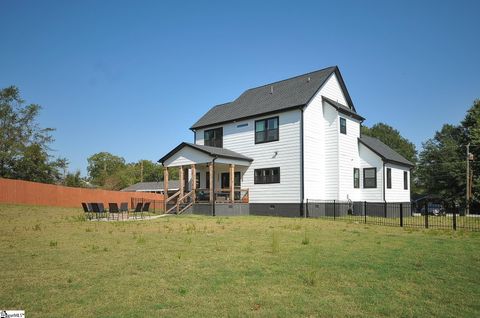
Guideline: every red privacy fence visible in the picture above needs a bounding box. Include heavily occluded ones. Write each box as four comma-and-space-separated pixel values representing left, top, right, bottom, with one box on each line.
0, 178, 164, 208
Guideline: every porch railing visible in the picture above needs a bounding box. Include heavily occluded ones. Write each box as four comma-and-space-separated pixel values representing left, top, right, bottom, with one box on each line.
195, 188, 249, 203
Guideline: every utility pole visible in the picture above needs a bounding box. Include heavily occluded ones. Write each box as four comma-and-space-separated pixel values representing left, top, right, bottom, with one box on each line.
466, 143, 471, 215
140, 161, 144, 182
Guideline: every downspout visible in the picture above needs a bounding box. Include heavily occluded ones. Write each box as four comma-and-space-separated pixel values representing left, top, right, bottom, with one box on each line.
383, 162, 386, 202
300, 108, 305, 218
211, 156, 217, 216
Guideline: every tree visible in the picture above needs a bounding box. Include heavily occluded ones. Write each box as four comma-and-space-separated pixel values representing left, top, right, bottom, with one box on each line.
65, 170, 86, 188
361, 123, 417, 164
0, 86, 59, 182
416, 124, 465, 203
462, 99, 480, 203
87, 152, 126, 187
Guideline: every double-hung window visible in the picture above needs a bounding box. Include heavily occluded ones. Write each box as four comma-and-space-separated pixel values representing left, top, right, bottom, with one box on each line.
255, 117, 279, 144
404, 171, 408, 190
340, 118, 347, 134
353, 168, 360, 188
363, 168, 377, 188
204, 127, 223, 148
386, 168, 392, 189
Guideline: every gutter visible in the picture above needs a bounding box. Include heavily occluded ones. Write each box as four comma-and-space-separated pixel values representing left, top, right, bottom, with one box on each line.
211, 156, 217, 217
383, 162, 386, 202
300, 108, 305, 217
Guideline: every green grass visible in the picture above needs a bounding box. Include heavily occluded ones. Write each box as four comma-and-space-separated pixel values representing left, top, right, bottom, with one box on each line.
1, 203, 480, 317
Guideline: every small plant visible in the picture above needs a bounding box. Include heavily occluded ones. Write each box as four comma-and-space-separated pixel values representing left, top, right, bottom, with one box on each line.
32, 224, 41, 231
178, 287, 187, 296
137, 236, 146, 244
303, 271, 316, 287
271, 231, 279, 254
301, 231, 310, 245
85, 228, 93, 233
49, 240, 58, 247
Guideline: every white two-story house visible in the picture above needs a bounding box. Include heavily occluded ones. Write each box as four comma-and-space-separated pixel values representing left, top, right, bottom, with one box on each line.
159, 66, 413, 216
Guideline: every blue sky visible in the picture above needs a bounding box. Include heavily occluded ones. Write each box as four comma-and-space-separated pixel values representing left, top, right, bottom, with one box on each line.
1, 0, 479, 175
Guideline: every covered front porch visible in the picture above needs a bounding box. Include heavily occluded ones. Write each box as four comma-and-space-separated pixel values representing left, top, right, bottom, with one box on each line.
158, 142, 253, 214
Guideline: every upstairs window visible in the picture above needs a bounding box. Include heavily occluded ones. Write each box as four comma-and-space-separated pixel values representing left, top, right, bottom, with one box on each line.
255, 117, 279, 144
404, 171, 408, 190
204, 127, 223, 148
340, 117, 347, 134
363, 168, 377, 188
353, 168, 360, 188
254, 167, 280, 184
386, 168, 392, 189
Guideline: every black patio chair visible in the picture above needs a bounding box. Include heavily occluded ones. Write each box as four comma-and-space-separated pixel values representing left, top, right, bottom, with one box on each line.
133, 202, 143, 219
90, 203, 100, 219
120, 202, 129, 218
142, 202, 151, 218
108, 203, 120, 220
81, 202, 93, 220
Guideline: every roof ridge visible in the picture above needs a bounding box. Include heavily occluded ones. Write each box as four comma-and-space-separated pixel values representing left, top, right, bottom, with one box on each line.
239, 66, 337, 93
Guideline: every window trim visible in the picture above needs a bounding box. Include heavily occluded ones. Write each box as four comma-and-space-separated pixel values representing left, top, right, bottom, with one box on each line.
404, 171, 408, 190
353, 168, 360, 189
386, 168, 392, 189
340, 117, 347, 134
255, 116, 279, 144
254, 167, 280, 184
363, 167, 377, 189
204, 127, 223, 148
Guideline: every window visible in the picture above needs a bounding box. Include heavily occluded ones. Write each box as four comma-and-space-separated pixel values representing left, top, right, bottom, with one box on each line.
404, 171, 408, 190
386, 168, 392, 189
206, 172, 210, 189
204, 127, 223, 148
196, 172, 200, 189
353, 168, 360, 188
254, 167, 280, 184
340, 117, 347, 134
255, 117, 279, 144
363, 168, 377, 188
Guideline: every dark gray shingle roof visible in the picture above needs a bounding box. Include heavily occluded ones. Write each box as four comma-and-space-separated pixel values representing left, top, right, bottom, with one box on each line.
121, 180, 180, 192
191, 66, 356, 129
158, 142, 253, 164
322, 96, 365, 121
359, 136, 414, 167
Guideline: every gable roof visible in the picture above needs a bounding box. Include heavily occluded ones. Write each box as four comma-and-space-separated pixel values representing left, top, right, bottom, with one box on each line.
191, 66, 356, 130
359, 135, 414, 168
121, 180, 180, 192
322, 96, 365, 121
158, 142, 253, 165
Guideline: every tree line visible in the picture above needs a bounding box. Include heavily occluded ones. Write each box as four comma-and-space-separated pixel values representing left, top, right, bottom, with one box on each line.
1, 85, 479, 203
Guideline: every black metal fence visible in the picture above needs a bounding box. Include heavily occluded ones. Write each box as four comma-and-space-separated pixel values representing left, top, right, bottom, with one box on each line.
131, 197, 165, 214
306, 199, 480, 231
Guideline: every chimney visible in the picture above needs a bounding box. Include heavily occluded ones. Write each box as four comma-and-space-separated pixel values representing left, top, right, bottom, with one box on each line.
270, 86, 274, 94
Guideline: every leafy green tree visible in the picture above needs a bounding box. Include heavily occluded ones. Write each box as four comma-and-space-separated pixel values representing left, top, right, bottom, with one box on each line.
417, 124, 465, 203
361, 123, 417, 164
462, 99, 480, 203
0, 86, 59, 182
87, 152, 126, 187
65, 170, 86, 187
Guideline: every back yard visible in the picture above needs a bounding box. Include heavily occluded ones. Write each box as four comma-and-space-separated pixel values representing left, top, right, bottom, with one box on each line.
1, 204, 479, 317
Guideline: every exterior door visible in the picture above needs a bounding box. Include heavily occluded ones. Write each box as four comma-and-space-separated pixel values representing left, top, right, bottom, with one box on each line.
221, 173, 229, 190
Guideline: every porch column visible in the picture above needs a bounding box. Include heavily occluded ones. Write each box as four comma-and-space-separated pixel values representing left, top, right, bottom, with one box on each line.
209, 163, 214, 203
163, 167, 169, 211
230, 164, 235, 203
179, 166, 184, 199
191, 164, 196, 203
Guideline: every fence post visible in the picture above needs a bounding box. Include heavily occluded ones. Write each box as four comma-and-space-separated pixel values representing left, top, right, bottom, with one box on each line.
384, 201, 387, 218
364, 201, 367, 224
333, 200, 336, 220
306, 199, 309, 218
453, 208, 457, 231
400, 203, 403, 227
424, 201, 429, 229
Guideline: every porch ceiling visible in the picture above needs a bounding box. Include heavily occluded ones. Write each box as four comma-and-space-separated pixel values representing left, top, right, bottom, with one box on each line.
159, 142, 253, 168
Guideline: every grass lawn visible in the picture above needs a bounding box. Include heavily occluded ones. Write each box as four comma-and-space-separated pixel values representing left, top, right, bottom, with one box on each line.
1, 204, 480, 317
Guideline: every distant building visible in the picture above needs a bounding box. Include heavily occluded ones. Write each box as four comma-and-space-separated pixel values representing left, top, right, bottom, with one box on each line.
121, 181, 180, 194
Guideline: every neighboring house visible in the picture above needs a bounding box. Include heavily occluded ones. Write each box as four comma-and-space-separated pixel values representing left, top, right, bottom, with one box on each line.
121, 181, 180, 194
159, 66, 413, 216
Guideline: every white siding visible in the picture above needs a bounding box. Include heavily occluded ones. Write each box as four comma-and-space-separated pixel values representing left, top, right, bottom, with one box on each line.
385, 163, 411, 202
338, 115, 362, 201
320, 73, 348, 106
195, 109, 301, 203
163, 147, 212, 167
358, 143, 384, 202
322, 103, 339, 200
